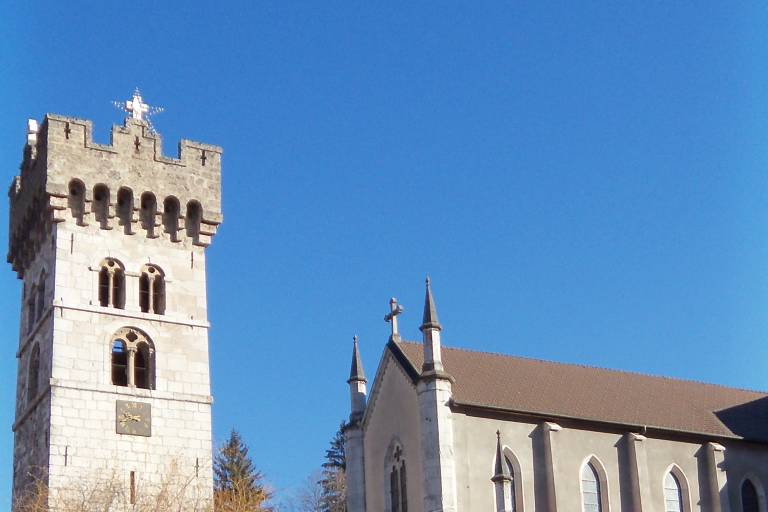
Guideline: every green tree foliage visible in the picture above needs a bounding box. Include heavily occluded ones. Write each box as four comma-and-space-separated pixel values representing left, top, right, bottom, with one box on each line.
214, 429, 271, 511
319, 422, 347, 512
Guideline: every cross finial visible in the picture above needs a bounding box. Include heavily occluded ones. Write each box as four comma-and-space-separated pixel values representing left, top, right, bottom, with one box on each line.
126, 88, 149, 120
384, 297, 404, 340
113, 88, 164, 132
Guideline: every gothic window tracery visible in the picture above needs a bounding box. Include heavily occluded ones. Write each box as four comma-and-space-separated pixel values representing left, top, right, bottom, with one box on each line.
388, 444, 407, 512
98, 258, 125, 309
110, 328, 155, 390
139, 264, 165, 315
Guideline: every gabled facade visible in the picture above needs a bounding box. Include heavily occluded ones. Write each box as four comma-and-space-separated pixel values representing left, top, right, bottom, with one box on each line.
345, 280, 768, 512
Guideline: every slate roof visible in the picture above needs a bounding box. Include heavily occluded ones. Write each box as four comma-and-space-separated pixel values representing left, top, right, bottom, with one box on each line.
394, 341, 768, 443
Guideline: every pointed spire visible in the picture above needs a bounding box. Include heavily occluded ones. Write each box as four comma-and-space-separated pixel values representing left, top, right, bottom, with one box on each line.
420, 276, 442, 332
492, 430, 512, 482
348, 335, 367, 383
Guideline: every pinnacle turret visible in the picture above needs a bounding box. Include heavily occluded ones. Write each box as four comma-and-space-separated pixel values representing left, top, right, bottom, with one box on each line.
420, 276, 449, 375
348, 335, 367, 383
347, 335, 368, 422
420, 276, 442, 332
492, 430, 512, 482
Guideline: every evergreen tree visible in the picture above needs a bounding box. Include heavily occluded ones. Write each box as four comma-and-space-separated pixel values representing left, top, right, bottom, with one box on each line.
319, 422, 347, 512
214, 429, 271, 511
322, 422, 346, 471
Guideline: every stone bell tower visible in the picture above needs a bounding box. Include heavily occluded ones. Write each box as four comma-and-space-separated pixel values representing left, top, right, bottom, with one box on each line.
7, 90, 222, 507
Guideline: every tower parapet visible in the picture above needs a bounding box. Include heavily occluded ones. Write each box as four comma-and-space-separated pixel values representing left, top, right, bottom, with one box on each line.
8, 114, 223, 277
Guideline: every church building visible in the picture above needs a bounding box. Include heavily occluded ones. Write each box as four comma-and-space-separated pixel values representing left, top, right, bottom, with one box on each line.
344, 279, 768, 512
6, 91, 221, 507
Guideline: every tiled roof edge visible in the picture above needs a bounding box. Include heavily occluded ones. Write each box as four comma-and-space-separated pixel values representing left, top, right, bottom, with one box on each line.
388, 339, 421, 383
398, 341, 768, 396
450, 401, 761, 444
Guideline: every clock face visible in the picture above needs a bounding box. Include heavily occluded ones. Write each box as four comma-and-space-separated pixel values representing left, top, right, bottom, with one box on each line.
116, 400, 151, 437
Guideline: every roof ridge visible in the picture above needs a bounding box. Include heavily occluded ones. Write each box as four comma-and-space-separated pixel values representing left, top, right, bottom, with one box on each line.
396, 340, 768, 395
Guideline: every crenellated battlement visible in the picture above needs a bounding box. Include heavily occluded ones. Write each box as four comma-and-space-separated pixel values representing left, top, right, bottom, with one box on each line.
8, 114, 223, 278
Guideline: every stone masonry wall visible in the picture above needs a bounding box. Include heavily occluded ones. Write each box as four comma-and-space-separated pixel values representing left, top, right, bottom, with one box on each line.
8, 114, 222, 507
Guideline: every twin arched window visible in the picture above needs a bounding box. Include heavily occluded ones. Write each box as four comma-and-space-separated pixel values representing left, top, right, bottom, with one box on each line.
139, 265, 165, 314
388, 445, 408, 512
111, 328, 155, 390
98, 258, 125, 309
98, 259, 165, 314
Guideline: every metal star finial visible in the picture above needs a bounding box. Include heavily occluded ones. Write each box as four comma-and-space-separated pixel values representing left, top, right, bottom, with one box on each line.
113, 87, 164, 133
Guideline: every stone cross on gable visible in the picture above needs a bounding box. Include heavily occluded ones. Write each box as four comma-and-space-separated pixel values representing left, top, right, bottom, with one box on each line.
384, 297, 404, 339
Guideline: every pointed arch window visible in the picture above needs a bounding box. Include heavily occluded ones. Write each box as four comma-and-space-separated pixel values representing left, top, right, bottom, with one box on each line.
110, 328, 155, 390
493, 447, 523, 512
98, 258, 125, 309
581, 461, 606, 512
507, 457, 517, 512
742, 479, 761, 512
139, 265, 165, 315
27, 344, 40, 401
664, 472, 683, 512
662, 465, 691, 512
388, 444, 407, 512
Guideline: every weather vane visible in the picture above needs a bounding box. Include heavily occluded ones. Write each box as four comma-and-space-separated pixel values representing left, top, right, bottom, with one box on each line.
113, 88, 164, 133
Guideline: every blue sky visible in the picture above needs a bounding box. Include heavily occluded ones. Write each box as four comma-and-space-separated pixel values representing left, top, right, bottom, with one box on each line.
2, 1, 768, 505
